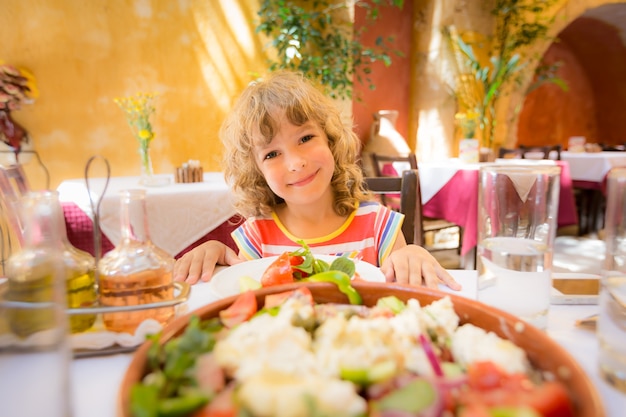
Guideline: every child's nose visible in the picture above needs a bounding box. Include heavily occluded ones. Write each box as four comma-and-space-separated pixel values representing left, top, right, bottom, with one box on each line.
287, 152, 306, 171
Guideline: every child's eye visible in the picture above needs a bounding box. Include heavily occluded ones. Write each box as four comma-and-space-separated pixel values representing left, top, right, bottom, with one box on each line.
264, 151, 278, 160
300, 134, 314, 143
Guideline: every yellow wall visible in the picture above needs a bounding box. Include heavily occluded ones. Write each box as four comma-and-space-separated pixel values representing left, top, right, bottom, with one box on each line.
1, 0, 271, 189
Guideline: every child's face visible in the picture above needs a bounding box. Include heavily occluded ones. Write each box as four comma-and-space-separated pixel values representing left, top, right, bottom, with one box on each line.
253, 112, 335, 209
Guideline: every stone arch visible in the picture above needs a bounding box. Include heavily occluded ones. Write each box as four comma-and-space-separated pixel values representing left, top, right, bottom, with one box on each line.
505, 0, 626, 149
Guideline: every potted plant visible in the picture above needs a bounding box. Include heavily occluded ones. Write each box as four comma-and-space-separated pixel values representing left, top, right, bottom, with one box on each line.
443, 0, 567, 155
455, 110, 480, 163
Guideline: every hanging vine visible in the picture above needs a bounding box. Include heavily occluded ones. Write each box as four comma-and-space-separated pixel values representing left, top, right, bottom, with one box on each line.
256, 0, 404, 100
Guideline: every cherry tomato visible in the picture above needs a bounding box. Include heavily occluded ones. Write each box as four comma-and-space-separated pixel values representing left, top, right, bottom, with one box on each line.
219, 291, 257, 328
289, 255, 305, 266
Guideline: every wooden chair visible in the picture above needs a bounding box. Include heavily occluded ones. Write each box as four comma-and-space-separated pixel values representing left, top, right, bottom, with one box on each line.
519, 144, 562, 160
370, 153, 417, 206
498, 147, 523, 159
364, 163, 462, 253
364, 169, 419, 244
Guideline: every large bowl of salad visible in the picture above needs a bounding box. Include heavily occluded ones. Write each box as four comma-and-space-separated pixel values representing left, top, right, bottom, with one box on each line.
118, 281, 603, 417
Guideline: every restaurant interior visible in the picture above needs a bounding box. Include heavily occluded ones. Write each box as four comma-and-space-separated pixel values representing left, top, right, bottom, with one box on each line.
1, 1, 626, 416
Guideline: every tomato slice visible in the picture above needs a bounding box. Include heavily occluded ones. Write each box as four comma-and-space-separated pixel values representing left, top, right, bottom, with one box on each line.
260, 252, 295, 287
459, 361, 574, 417
264, 287, 314, 309
219, 291, 258, 328
191, 384, 237, 417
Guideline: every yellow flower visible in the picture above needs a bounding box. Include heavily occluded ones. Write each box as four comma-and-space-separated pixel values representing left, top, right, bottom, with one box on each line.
455, 110, 479, 139
114, 92, 158, 146
138, 129, 152, 140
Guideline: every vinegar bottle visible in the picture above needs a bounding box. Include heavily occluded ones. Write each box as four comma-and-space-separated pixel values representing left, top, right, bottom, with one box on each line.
98, 189, 175, 334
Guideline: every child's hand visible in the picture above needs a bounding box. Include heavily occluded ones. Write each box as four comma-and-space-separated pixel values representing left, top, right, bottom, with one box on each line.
380, 244, 461, 290
173, 241, 243, 285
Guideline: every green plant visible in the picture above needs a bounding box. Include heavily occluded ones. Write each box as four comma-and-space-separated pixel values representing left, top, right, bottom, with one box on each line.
256, 0, 404, 100
444, 0, 566, 149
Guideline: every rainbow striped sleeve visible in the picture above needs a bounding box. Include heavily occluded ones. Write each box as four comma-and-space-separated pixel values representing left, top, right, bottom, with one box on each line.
374, 205, 404, 265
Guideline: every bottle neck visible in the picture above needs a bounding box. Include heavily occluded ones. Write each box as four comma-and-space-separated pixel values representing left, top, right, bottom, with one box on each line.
119, 189, 151, 244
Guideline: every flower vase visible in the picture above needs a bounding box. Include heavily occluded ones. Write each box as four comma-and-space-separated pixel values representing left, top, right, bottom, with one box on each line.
459, 138, 479, 163
138, 144, 169, 187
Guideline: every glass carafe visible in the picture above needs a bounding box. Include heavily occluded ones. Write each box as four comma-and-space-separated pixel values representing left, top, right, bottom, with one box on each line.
4, 190, 97, 335
98, 189, 175, 334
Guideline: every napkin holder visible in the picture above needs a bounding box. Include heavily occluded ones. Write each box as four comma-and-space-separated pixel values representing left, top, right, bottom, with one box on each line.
175, 160, 203, 183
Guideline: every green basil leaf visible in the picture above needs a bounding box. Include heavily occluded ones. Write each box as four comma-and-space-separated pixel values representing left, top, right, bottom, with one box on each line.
330, 256, 356, 277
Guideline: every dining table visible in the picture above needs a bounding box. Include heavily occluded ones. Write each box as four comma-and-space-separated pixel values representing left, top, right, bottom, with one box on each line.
561, 151, 626, 187
57, 173, 241, 258
560, 151, 626, 236
415, 159, 578, 264
67, 269, 624, 417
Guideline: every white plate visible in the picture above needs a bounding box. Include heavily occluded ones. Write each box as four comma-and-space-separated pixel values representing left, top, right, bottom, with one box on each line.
208, 255, 386, 299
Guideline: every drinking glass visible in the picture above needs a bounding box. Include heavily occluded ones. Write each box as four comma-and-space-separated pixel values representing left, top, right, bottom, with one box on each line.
476, 164, 561, 329
599, 167, 626, 392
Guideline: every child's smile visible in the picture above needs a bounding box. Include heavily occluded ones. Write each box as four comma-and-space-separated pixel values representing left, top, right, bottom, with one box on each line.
288, 169, 319, 187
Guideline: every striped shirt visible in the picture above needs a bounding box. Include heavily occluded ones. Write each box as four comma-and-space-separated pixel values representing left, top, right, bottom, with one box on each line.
231, 201, 404, 267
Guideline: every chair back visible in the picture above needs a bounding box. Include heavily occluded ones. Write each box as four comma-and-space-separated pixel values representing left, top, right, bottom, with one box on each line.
519, 144, 562, 160
369, 153, 418, 206
498, 147, 523, 159
370, 152, 418, 177
363, 169, 421, 245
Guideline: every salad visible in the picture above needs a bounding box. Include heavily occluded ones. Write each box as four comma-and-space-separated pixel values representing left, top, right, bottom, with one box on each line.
130, 286, 575, 417
239, 241, 363, 304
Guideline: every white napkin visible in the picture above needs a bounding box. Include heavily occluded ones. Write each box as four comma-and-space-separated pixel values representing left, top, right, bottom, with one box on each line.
70, 319, 164, 350
506, 173, 536, 203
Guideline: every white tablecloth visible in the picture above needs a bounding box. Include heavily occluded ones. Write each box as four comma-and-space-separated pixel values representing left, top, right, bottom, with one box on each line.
418, 160, 480, 204
57, 173, 237, 257
417, 159, 555, 205
66, 269, 624, 417
561, 151, 626, 183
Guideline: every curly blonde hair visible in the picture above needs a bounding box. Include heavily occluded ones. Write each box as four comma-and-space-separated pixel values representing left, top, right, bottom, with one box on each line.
221, 71, 368, 218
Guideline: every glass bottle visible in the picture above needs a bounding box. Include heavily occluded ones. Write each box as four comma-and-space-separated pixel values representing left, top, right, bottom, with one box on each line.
4, 190, 97, 335
98, 189, 175, 334
1, 190, 72, 417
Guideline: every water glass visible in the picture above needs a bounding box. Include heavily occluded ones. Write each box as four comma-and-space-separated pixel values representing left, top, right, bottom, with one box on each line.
599, 167, 626, 393
476, 164, 561, 329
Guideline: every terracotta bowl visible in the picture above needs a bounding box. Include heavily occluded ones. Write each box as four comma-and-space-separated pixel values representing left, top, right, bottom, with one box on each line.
118, 282, 605, 417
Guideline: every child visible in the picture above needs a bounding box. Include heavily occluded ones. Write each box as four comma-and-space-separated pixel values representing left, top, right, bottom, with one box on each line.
174, 71, 460, 291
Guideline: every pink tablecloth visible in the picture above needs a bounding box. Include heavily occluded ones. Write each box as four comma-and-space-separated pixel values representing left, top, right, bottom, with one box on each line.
422, 161, 578, 256
62, 202, 241, 259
